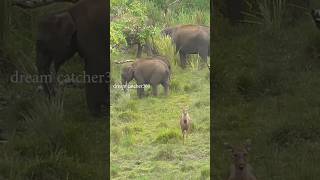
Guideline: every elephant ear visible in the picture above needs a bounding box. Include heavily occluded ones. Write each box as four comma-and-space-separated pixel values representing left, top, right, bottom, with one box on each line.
53, 12, 76, 47
127, 65, 135, 81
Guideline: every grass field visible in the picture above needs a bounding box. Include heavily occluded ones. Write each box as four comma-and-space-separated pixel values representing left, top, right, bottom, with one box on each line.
213, 2, 320, 179
110, 55, 210, 179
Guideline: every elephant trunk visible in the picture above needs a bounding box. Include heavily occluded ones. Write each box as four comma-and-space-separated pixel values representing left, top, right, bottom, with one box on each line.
36, 48, 55, 97
122, 79, 128, 93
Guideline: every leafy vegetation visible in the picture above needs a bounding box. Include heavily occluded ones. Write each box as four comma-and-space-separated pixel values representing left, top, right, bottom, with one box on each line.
213, 0, 320, 179
110, 0, 210, 179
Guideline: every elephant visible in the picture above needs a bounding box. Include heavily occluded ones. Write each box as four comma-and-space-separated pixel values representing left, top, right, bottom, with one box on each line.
162, 24, 210, 69
121, 56, 171, 98
36, 0, 108, 116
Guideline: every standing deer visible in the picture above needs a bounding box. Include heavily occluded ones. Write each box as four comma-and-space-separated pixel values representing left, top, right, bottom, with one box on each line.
224, 139, 257, 180
180, 108, 191, 144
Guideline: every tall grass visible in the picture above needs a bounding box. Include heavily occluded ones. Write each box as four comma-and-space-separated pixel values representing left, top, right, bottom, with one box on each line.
153, 33, 179, 66
242, 0, 287, 32
21, 93, 65, 150
168, 9, 210, 26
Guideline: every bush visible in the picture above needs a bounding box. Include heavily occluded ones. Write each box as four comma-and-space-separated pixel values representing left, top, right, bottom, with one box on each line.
118, 111, 137, 123
155, 129, 180, 144
153, 33, 179, 66
153, 146, 176, 161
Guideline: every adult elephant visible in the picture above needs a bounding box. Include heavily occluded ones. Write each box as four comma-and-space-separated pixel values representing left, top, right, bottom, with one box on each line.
162, 24, 210, 69
36, 0, 108, 116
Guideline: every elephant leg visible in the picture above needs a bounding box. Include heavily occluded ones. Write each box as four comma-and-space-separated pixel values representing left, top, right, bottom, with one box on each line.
161, 81, 169, 96
88, 102, 101, 117
182, 132, 185, 144
137, 85, 144, 98
136, 42, 142, 58
199, 55, 207, 70
152, 84, 158, 96
179, 52, 187, 69
199, 50, 209, 69
86, 85, 102, 116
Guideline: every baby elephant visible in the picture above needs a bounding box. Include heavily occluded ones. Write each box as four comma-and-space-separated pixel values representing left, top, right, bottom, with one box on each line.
224, 140, 257, 180
121, 57, 170, 98
180, 108, 191, 144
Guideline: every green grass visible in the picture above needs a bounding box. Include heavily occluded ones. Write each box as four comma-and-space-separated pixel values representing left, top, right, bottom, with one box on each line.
110, 4, 210, 176
213, 2, 320, 179
0, 3, 108, 179
0, 82, 108, 179
110, 61, 210, 179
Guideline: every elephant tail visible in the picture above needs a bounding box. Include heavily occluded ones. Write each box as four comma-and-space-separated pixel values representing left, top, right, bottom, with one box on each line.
167, 69, 171, 81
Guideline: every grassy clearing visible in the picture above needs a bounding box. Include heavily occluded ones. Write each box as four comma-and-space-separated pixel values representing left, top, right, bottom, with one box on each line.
110, 1, 210, 178
110, 65, 210, 179
213, 1, 320, 179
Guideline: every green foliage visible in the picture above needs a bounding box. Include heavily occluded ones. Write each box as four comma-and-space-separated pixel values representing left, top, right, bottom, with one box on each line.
110, 0, 155, 54
240, 0, 288, 33
213, 1, 320, 178
153, 32, 179, 66
155, 129, 181, 144
110, 0, 210, 57
200, 166, 210, 179
153, 146, 176, 160
111, 64, 210, 178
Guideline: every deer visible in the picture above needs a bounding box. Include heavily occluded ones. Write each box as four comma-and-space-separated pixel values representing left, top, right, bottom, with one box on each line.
180, 107, 191, 144
224, 139, 257, 180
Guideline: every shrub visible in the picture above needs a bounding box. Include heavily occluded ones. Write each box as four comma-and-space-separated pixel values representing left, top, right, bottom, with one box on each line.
118, 111, 137, 123
153, 146, 176, 161
155, 129, 180, 144
153, 33, 179, 66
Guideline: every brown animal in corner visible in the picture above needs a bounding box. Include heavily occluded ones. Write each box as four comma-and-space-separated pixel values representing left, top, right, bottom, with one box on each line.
224, 140, 257, 180
180, 108, 191, 144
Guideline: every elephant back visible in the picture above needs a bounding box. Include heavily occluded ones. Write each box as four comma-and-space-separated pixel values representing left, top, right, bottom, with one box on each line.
153, 56, 171, 72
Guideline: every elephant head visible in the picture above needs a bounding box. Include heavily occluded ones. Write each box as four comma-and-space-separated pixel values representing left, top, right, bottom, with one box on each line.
36, 11, 77, 96
161, 27, 175, 37
121, 63, 134, 93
